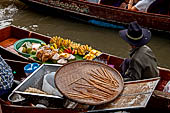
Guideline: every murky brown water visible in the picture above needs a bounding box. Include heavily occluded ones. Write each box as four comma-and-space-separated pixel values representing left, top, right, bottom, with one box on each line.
1, 0, 170, 68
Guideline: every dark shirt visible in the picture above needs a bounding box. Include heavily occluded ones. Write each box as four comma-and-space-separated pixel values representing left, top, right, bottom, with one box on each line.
147, 0, 170, 15
124, 45, 159, 81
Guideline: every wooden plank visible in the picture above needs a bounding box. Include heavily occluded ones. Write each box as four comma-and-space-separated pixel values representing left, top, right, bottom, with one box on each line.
94, 78, 160, 111
0, 38, 18, 48
0, 26, 11, 41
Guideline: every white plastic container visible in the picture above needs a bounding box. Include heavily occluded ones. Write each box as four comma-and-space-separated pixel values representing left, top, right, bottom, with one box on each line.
42, 72, 63, 97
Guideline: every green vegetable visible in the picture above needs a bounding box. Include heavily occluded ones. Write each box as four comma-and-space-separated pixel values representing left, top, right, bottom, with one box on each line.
31, 50, 36, 55
22, 47, 27, 53
18, 47, 27, 53
27, 48, 32, 53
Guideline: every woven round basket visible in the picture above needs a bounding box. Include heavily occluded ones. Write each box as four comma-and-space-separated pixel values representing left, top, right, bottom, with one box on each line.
55, 60, 124, 105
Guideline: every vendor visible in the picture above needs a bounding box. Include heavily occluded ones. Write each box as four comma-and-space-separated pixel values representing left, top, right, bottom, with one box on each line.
0, 55, 14, 97
119, 21, 159, 81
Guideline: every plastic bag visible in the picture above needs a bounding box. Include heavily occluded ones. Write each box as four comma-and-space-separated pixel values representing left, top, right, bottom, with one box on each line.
42, 72, 63, 97
163, 81, 170, 93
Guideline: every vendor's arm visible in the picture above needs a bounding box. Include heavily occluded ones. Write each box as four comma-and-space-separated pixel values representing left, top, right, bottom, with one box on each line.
128, 0, 140, 11
128, 0, 134, 9
124, 59, 142, 81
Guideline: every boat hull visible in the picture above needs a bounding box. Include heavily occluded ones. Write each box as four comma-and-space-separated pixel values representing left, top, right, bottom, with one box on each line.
19, 0, 170, 32
0, 25, 170, 112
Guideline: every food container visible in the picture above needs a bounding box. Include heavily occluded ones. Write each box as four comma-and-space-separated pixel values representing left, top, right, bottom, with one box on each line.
13, 64, 65, 108
24, 63, 40, 76
42, 72, 63, 97
8, 93, 27, 105
14, 38, 45, 57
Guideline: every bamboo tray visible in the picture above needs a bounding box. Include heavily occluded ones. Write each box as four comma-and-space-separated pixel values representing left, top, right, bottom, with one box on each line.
55, 60, 124, 105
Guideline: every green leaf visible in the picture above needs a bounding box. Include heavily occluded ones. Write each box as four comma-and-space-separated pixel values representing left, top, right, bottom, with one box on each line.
75, 55, 83, 60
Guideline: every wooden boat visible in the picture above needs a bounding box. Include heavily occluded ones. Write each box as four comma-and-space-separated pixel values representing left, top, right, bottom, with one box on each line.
18, 0, 170, 32
0, 25, 170, 113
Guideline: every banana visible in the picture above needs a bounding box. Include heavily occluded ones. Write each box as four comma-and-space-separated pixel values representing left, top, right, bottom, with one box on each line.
50, 37, 56, 44
50, 45, 54, 50
57, 38, 61, 47
78, 47, 84, 55
74, 50, 77, 54
68, 40, 71, 46
53, 43, 57, 49
50, 35, 102, 58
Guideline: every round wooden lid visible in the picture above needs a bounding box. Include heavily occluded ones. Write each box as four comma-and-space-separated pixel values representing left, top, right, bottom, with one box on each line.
55, 60, 124, 105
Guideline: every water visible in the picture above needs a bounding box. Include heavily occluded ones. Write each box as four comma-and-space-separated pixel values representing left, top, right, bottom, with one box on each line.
0, 1, 18, 27
1, 0, 170, 69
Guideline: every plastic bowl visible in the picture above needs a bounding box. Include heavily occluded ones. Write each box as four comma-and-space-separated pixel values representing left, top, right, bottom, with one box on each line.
24, 63, 40, 76
14, 38, 45, 57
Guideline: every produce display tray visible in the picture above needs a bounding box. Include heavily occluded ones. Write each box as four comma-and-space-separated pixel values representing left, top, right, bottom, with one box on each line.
55, 60, 124, 105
